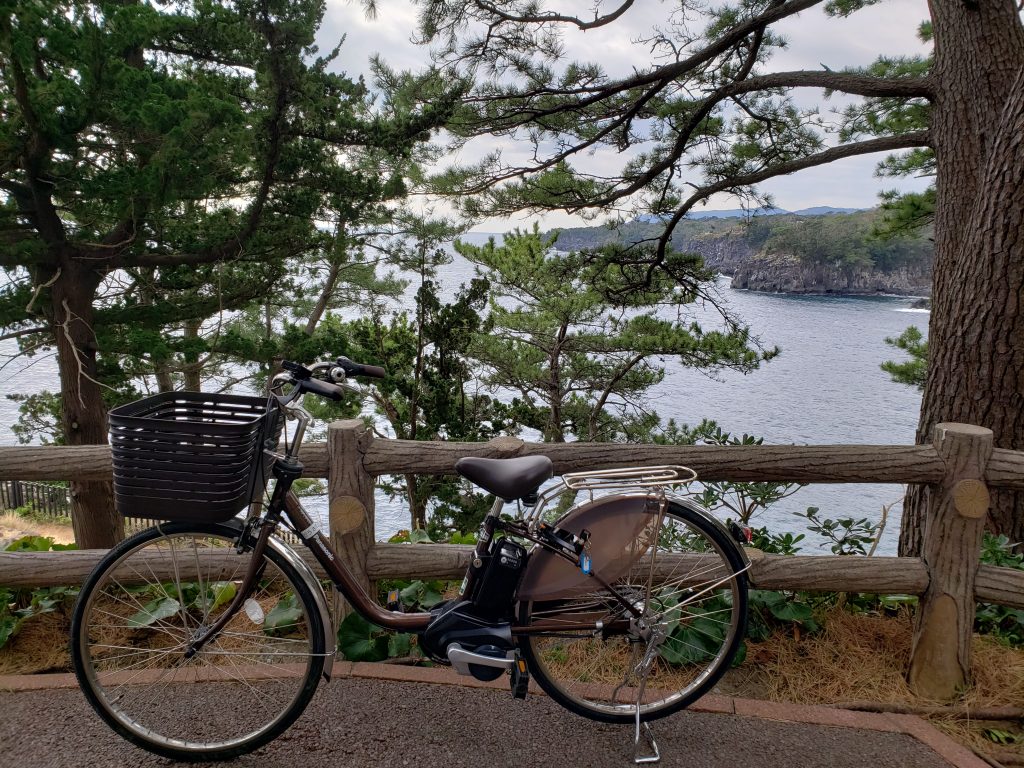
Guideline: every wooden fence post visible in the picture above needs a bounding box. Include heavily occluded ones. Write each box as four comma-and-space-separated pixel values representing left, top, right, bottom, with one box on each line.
327, 420, 375, 623
908, 423, 992, 700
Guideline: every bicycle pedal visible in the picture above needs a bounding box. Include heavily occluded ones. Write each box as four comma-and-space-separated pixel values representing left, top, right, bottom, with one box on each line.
385, 590, 403, 612
510, 653, 529, 700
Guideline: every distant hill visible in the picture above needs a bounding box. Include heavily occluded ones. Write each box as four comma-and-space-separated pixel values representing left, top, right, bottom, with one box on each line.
790, 206, 862, 216
637, 205, 860, 222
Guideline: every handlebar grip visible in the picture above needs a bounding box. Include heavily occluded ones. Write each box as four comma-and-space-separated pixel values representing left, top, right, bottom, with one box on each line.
358, 364, 387, 379
337, 356, 387, 379
299, 377, 345, 401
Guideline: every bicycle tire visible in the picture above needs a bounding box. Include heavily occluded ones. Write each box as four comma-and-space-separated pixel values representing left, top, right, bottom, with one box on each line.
71, 520, 327, 761
518, 499, 748, 723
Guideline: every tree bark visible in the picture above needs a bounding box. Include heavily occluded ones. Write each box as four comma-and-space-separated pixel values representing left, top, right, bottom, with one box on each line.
48, 258, 123, 549
183, 319, 202, 391
901, 1, 1024, 555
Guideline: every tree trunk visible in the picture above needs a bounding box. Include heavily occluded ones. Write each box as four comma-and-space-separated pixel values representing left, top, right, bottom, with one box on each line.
183, 319, 202, 391
901, 1, 1024, 555
49, 259, 123, 549
406, 473, 427, 531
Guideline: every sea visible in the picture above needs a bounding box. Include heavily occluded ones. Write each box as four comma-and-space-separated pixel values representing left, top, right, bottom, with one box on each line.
0, 235, 928, 555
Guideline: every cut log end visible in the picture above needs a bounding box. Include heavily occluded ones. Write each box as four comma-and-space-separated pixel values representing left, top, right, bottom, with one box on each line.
952, 478, 990, 519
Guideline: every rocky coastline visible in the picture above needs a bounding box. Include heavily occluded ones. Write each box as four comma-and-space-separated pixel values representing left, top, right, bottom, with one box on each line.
727, 252, 933, 297
550, 210, 933, 298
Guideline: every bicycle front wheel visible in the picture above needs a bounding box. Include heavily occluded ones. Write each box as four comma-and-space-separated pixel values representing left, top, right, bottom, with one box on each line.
71, 521, 327, 761
518, 499, 748, 723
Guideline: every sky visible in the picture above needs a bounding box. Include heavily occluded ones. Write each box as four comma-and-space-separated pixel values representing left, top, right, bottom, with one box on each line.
315, 0, 933, 231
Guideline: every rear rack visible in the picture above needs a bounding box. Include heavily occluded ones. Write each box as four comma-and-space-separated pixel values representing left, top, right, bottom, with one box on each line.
562, 465, 697, 492
524, 465, 697, 525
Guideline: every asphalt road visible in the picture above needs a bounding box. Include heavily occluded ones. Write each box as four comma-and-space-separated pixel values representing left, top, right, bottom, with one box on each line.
0, 677, 965, 768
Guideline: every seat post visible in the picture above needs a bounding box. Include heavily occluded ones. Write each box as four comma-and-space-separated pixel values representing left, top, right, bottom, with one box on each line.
459, 497, 506, 599
477, 496, 505, 550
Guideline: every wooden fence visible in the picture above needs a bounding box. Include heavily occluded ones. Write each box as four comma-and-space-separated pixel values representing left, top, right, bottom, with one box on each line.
0, 480, 70, 519
1, 420, 1023, 701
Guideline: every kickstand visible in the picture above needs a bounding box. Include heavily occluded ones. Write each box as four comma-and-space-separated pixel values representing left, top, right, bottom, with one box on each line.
632, 673, 660, 764
634, 719, 660, 764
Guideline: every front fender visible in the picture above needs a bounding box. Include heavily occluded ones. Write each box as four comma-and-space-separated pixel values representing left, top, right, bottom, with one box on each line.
264, 534, 336, 681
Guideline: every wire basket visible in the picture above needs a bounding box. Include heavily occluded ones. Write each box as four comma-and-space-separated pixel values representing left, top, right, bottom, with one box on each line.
108, 392, 281, 523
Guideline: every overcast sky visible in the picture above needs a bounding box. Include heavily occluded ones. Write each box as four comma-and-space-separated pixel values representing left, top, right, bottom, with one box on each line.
315, 0, 933, 231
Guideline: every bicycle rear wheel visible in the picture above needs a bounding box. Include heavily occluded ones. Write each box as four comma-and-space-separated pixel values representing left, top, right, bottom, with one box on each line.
518, 499, 747, 723
71, 521, 327, 761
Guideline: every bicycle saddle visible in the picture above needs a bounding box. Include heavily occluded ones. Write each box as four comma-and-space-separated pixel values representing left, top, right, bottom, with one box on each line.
455, 455, 553, 501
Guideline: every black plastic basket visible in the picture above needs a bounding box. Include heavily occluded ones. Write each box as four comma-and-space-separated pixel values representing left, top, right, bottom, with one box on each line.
109, 392, 281, 523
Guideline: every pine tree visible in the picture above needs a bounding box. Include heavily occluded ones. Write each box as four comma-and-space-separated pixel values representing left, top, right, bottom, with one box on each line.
457, 227, 772, 444
0, 0, 456, 546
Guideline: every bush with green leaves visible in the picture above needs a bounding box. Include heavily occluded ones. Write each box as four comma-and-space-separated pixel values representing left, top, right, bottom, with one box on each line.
1, 534, 80, 650
975, 534, 1024, 646
798, 507, 881, 556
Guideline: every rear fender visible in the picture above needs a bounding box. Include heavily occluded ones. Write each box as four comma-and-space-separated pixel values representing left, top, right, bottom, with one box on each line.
516, 494, 747, 603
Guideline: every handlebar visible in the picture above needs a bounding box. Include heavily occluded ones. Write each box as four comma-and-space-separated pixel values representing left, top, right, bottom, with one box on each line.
273, 356, 387, 403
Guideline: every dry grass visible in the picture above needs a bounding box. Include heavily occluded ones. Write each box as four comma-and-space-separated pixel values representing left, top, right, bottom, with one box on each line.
0, 512, 74, 547
720, 607, 1024, 765
0, 608, 73, 676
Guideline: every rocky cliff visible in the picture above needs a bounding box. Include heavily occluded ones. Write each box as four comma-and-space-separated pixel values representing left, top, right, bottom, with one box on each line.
729, 252, 932, 296
550, 210, 933, 297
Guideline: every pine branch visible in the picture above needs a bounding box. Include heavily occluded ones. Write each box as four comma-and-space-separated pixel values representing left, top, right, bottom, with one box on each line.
471, 0, 635, 30
0, 326, 49, 342
460, 0, 827, 120
655, 129, 932, 257
724, 69, 933, 99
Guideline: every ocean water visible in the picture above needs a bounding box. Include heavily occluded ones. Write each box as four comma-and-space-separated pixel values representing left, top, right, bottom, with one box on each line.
0, 245, 927, 554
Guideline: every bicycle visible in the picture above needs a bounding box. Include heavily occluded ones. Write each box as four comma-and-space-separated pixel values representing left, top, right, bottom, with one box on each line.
70, 356, 751, 764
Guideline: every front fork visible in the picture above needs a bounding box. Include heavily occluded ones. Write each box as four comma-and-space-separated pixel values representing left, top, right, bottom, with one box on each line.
184, 458, 301, 658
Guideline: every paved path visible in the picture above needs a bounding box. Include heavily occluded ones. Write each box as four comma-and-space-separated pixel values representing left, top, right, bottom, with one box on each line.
0, 664, 988, 768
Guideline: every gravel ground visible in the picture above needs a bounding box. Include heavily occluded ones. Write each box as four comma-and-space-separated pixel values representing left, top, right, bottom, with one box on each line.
0, 677, 962, 768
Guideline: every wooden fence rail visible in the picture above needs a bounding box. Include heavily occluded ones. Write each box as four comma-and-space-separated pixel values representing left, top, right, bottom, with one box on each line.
1, 420, 1023, 701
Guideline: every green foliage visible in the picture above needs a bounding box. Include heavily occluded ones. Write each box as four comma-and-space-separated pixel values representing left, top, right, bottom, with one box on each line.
747, 589, 819, 641
7, 501, 71, 527
6, 393, 65, 445
343, 252, 513, 534
336, 597, 427, 662
875, 189, 935, 239
290, 478, 328, 498
0, 0, 459, 445
658, 590, 736, 665
127, 597, 182, 629
975, 534, 1024, 646
337, 612, 392, 662
121, 579, 237, 628
747, 526, 805, 555
984, 728, 1021, 746
3, 535, 76, 552
882, 326, 928, 390
763, 211, 931, 271
263, 593, 304, 637
798, 507, 880, 556
458, 228, 771, 445
396, 580, 445, 610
